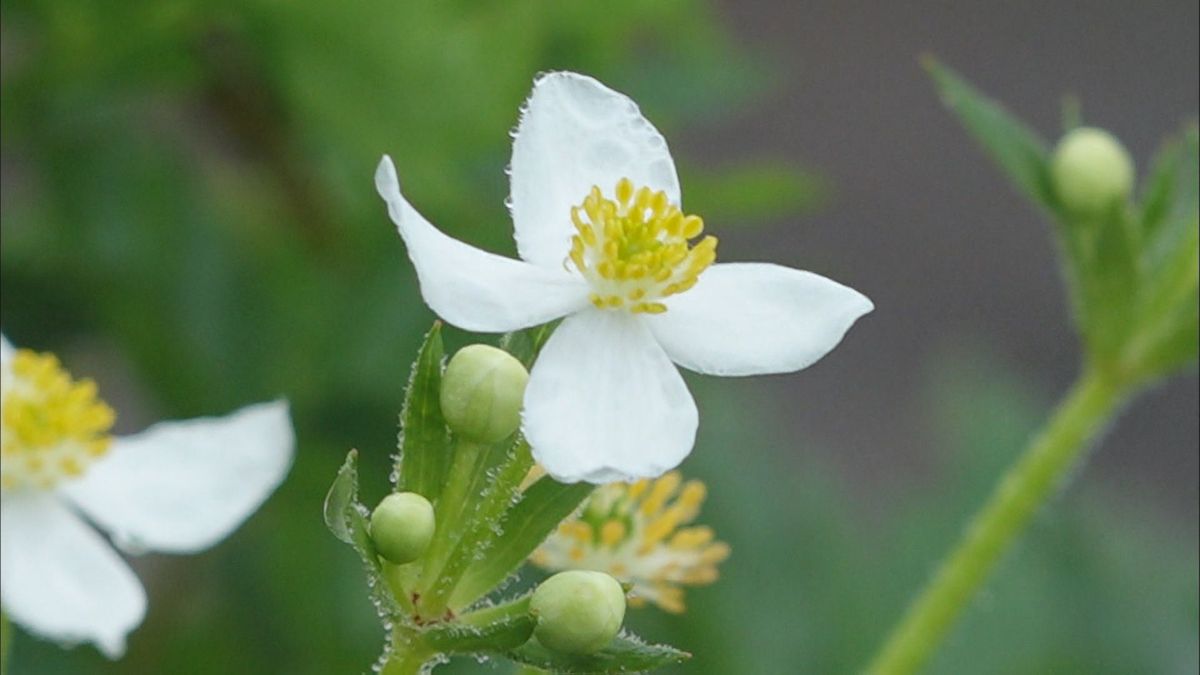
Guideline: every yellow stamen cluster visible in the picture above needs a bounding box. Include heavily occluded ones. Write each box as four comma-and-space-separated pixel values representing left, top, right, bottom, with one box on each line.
530, 471, 730, 613
568, 178, 717, 314
1, 350, 115, 490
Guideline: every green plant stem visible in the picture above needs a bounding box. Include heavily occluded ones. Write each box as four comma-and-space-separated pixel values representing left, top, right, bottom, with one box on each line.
381, 628, 433, 675
864, 367, 1130, 675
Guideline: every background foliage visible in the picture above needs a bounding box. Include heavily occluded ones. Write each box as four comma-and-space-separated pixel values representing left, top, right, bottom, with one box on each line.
0, 1, 1195, 673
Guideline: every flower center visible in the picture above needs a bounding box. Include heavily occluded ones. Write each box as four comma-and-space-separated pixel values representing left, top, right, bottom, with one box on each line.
567, 178, 717, 314
1, 350, 115, 491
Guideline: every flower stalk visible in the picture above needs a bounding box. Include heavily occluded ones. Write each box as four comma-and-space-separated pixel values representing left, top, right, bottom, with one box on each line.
865, 367, 1132, 675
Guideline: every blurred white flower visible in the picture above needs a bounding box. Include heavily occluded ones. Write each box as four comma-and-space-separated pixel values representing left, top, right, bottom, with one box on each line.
530, 470, 729, 614
376, 71, 871, 483
0, 335, 294, 658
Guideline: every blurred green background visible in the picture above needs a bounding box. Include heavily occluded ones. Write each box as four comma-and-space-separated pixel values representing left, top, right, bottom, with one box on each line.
1, 1, 1196, 673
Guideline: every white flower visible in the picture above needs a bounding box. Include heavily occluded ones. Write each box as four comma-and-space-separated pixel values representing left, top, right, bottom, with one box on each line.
376, 72, 872, 484
0, 335, 294, 658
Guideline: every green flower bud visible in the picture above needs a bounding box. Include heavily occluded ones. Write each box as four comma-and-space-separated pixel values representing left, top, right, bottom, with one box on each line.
1051, 127, 1135, 216
440, 344, 529, 443
530, 570, 626, 655
369, 492, 435, 565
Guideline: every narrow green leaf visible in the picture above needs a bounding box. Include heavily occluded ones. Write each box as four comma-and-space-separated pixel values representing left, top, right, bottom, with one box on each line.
324, 449, 362, 544
1138, 295, 1199, 377
1128, 217, 1199, 378
924, 57, 1058, 213
439, 440, 535, 612
508, 635, 691, 674
450, 478, 594, 608
397, 322, 450, 499
324, 450, 407, 617
500, 321, 560, 369
1139, 137, 1184, 238
423, 598, 536, 653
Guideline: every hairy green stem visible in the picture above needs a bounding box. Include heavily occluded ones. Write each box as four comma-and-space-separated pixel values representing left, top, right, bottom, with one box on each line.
865, 368, 1129, 675
381, 628, 433, 675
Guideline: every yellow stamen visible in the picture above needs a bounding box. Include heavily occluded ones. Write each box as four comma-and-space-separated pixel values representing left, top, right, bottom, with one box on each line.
1, 350, 115, 490
565, 179, 717, 314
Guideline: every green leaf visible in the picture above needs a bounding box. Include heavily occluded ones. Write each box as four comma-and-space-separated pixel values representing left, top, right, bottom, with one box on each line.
439, 440, 536, 612
450, 478, 594, 609
423, 596, 536, 653
680, 162, 827, 225
1137, 294, 1199, 377
1128, 217, 1199, 378
324, 450, 407, 617
924, 57, 1058, 214
323, 448, 363, 545
508, 635, 691, 674
1139, 137, 1184, 239
397, 322, 450, 500
500, 321, 560, 369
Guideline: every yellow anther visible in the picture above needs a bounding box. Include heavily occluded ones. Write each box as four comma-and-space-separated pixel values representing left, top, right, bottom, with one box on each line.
669, 526, 715, 550
631, 302, 667, 315
560, 520, 593, 544
640, 472, 681, 516
600, 520, 626, 547
616, 178, 634, 205
563, 179, 716, 315
530, 471, 728, 616
701, 542, 732, 564
2, 350, 115, 490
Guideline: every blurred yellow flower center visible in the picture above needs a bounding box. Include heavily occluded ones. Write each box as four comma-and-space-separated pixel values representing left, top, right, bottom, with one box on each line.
568, 178, 718, 314
1, 350, 115, 491
530, 470, 730, 613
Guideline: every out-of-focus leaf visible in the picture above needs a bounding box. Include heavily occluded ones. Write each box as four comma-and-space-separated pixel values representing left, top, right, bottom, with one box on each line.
508, 635, 690, 673
1139, 137, 1184, 238
450, 478, 594, 609
396, 322, 450, 500
924, 57, 1058, 214
681, 162, 827, 225
500, 321, 559, 370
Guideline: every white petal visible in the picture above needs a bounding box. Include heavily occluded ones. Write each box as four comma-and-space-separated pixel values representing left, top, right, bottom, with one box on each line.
648, 263, 873, 376
523, 309, 697, 483
1, 333, 14, 363
376, 156, 590, 332
61, 401, 294, 554
0, 491, 146, 658
509, 72, 681, 268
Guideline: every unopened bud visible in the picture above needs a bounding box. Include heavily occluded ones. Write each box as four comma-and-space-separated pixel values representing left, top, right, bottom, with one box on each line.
530, 570, 625, 655
369, 492, 435, 565
440, 345, 529, 443
1051, 127, 1134, 216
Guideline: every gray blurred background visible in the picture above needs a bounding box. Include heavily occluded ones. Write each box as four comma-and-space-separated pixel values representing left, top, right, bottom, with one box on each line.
696, 0, 1198, 518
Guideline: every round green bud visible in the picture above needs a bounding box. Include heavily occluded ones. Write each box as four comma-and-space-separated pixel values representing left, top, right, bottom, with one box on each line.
369, 492, 435, 565
530, 571, 626, 655
440, 344, 529, 443
1051, 127, 1135, 216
